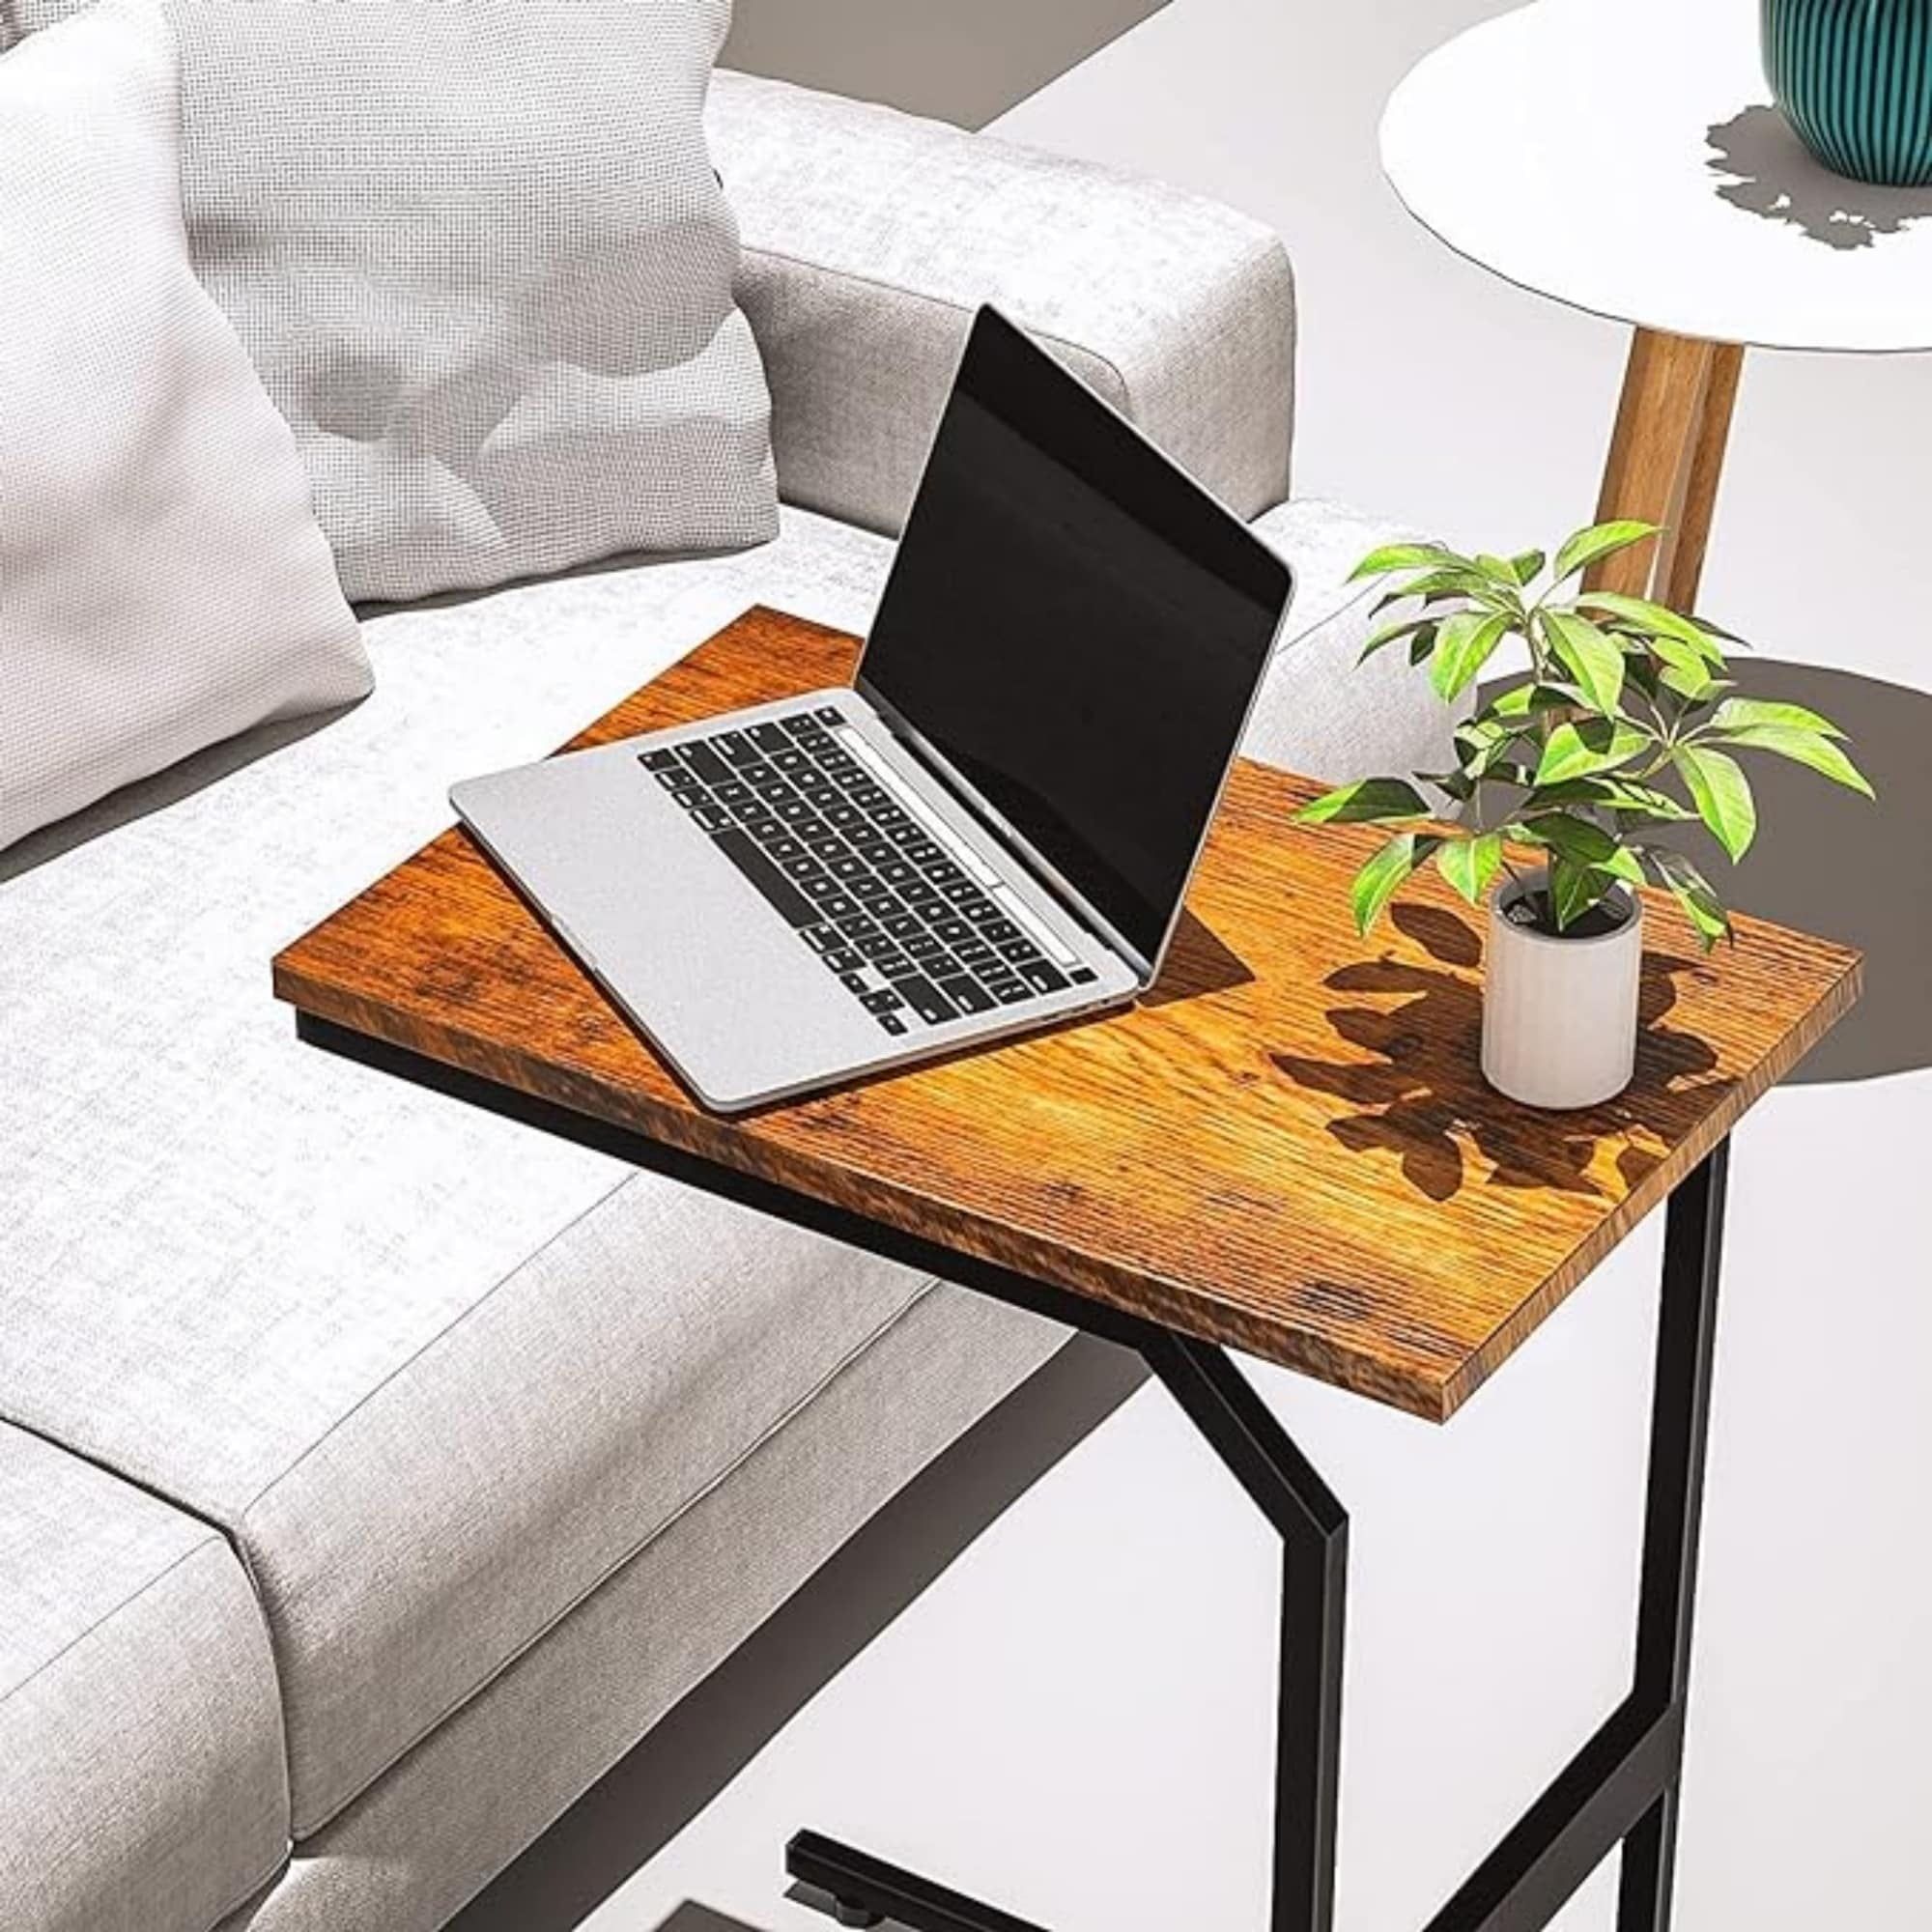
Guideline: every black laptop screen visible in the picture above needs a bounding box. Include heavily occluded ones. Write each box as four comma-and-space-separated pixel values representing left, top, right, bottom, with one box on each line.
857, 308, 1293, 968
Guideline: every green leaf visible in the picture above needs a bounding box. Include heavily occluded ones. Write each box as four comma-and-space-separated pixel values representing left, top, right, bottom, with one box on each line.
1528, 777, 1697, 821
1474, 554, 1520, 586
1704, 724, 1876, 799
1575, 592, 1726, 662
1295, 777, 1433, 826
1358, 615, 1436, 663
1350, 542, 1456, 582
1644, 848, 1733, 952
1509, 549, 1548, 585
1385, 567, 1510, 609
1482, 682, 1576, 723
1647, 634, 1726, 696
1350, 834, 1440, 935
1437, 831, 1503, 906
1674, 746, 1757, 860
1520, 813, 1623, 867
1430, 611, 1513, 701
1540, 609, 1626, 713
1548, 854, 1609, 931
1534, 718, 1653, 785
1708, 696, 1846, 740
1551, 520, 1661, 584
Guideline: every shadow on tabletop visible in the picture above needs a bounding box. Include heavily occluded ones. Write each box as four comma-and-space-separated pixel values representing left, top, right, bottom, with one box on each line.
448, 1335, 1146, 1932
1272, 901, 1728, 1205
1706, 103, 1932, 250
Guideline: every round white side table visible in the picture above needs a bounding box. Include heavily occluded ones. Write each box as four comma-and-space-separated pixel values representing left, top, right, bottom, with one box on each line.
1381, 0, 1932, 609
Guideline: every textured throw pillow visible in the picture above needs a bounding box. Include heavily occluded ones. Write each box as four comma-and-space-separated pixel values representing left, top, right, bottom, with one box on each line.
0, 0, 371, 855
160, 0, 779, 605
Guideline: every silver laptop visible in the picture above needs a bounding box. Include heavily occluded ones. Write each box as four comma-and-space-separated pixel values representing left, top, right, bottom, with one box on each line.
451, 306, 1295, 1113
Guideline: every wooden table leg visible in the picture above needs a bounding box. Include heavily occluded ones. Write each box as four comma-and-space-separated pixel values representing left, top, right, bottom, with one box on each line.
1588, 327, 1746, 612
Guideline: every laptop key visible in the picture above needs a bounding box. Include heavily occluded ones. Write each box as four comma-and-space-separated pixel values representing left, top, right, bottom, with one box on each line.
814, 705, 845, 724
694, 805, 733, 833
641, 749, 679, 771
998, 939, 1041, 965
883, 914, 923, 942
750, 724, 790, 753
713, 781, 752, 806
781, 856, 819, 879
962, 902, 1002, 925
855, 933, 897, 962
1019, 960, 1070, 994
652, 769, 685, 792
681, 742, 733, 787
903, 932, 946, 962
990, 980, 1036, 1007
932, 917, 973, 945
826, 948, 864, 973
936, 974, 995, 1015
801, 925, 838, 953
669, 787, 705, 811
1068, 967, 1099, 985
890, 974, 958, 1026
821, 894, 860, 920
983, 919, 1022, 945
714, 730, 757, 766
711, 828, 816, 928
800, 876, 839, 901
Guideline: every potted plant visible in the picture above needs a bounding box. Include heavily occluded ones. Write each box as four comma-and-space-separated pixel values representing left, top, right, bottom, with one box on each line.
1297, 521, 1873, 1110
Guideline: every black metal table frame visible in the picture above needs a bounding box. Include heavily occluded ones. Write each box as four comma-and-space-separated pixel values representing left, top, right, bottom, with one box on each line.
299, 1014, 1730, 1932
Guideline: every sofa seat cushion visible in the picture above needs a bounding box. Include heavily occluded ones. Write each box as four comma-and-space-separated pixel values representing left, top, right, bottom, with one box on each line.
0, 509, 950, 1836
0, 1423, 289, 1932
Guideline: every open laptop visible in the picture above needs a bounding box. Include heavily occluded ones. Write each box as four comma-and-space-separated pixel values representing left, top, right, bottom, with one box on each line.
451, 306, 1295, 1113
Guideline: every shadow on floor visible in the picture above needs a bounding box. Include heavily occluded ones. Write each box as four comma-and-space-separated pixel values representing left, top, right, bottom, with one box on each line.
450, 1335, 1147, 1932
1667, 660, 1930, 1085
723, 0, 1168, 130
647, 1909, 766, 1932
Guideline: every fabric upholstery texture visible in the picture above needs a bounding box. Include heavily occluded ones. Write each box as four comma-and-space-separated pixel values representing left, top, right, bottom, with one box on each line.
0, 0, 369, 856
213, 1286, 1061, 1932
0, 1424, 290, 1932
0, 510, 917, 1836
706, 69, 1296, 537
1246, 497, 1457, 784
163, 0, 777, 603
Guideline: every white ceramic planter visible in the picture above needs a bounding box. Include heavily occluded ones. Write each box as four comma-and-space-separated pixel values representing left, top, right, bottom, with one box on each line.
1482, 873, 1643, 1110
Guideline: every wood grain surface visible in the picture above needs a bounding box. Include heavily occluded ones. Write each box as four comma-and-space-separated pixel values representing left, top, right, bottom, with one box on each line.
275, 607, 1861, 1423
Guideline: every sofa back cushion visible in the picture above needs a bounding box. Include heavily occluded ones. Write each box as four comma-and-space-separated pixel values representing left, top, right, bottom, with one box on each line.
0, 0, 370, 856
159, 0, 778, 604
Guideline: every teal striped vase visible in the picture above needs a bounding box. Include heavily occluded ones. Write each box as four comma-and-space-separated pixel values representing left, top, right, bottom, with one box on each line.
1764, 0, 1932, 185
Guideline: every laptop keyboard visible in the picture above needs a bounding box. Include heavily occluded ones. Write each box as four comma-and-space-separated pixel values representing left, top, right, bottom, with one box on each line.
640, 704, 1099, 1037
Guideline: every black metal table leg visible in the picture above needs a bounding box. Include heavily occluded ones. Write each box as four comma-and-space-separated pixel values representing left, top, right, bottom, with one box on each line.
787, 1143, 1732, 1932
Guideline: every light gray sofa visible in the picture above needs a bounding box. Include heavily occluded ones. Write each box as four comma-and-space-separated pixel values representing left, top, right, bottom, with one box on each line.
0, 71, 1450, 1932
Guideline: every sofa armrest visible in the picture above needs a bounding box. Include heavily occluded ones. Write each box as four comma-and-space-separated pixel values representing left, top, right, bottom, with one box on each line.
1239, 498, 1459, 786
707, 70, 1296, 537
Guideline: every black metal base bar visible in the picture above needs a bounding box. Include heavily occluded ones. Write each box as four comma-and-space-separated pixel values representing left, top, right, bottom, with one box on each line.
292, 1015, 1730, 1932
781, 1148, 1731, 1932
788, 1833, 1051, 1932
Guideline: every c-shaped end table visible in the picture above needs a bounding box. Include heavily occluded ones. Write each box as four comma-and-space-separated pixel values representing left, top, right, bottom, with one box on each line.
275, 607, 1861, 1932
